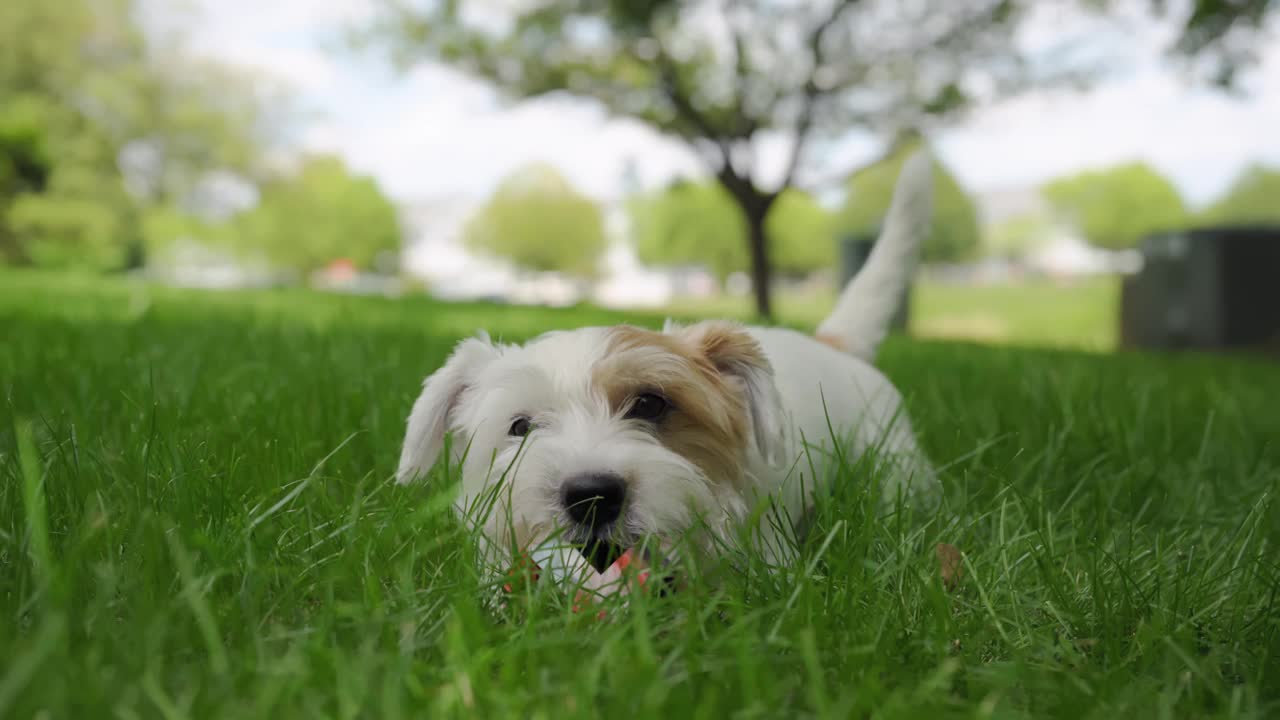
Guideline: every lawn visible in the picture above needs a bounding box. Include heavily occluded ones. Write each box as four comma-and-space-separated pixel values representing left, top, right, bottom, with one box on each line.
665, 275, 1121, 351
2, 270, 1279, 718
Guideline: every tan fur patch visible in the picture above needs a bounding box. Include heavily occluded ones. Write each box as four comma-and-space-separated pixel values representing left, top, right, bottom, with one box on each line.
814, 333, 845, 352
593, 323, 764, 486
686, 321, 772, 377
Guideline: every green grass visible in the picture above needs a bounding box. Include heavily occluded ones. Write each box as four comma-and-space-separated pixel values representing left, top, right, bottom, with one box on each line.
2, 269, 1279, 718
665, 275, 1120, 351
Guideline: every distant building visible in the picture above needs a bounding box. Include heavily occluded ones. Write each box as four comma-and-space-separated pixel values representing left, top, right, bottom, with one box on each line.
147, 238, 287, 289
592, 204, 673, 308
399, 197, 517, 300
973, 186, 1141, 278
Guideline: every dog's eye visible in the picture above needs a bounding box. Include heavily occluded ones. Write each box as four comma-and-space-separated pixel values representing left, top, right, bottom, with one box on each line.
509, 417, 532, 437
626, 393, 669, 421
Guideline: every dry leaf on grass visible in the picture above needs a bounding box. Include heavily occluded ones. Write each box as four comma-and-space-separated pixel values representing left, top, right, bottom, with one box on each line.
936, 542, 964, 591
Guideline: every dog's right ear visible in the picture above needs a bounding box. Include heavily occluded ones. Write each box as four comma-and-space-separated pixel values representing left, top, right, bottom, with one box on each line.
396, 336, 499, 484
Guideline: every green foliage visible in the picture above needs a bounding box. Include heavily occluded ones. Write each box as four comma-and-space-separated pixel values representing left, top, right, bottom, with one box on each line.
8, 192, 130, 271
0, 0, 140, 270
984, 211, 1055, 259
631, 182, 834, 280
1043, 163, 1187, 250
465, 165, 607, 278
770, 191, 838, 276
1200, 164, 1280, 225
237, 155, 402, 273
3, 271, 1280, 716
0, 111, 48, 197
631, 181, 745, 281
0, 103, 51, 263
839, 143, 981, 263
0, 0, 284, 270
1158, 0, 1276, 86
0, 94, 136, 270
1074, 1, 1277, 86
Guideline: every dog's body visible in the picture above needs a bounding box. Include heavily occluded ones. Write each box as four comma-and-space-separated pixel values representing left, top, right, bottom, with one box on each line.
397, 152, 937, 576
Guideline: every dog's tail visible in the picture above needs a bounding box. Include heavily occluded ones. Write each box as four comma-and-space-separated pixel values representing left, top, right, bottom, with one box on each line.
814, 150, 933, 362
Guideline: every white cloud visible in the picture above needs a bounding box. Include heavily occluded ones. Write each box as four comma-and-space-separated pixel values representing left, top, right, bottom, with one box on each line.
937, 46, 1280, 205
226, 45, 342, 92
333, 81, 702, 200
183, 0, 373, 91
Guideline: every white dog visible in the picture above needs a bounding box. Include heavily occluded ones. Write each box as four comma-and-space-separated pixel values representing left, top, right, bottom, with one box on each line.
397, 152, 938, 581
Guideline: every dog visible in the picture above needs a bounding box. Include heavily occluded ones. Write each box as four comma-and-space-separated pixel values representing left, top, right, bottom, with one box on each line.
396, 151, 938, 582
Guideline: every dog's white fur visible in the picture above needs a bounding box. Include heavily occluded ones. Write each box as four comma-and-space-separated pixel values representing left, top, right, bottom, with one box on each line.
397, 151, 938, 573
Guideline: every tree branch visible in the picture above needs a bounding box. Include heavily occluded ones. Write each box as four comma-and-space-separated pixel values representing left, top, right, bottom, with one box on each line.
721, 0, 760, 139
778, 0, 863, 191
793, 131, 902, 195
652, 43, 735, 175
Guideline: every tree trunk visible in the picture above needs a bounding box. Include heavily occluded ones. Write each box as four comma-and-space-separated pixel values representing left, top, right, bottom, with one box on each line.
122, 238, 147, 271
737, 195, 775, 321
119, 203, 147, 272
746, 210, 772, 321
716, 168, 778, 321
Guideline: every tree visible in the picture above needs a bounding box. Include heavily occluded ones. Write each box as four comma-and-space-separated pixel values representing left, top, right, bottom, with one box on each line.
631, 181, 745, 282
630, 182, 833, 282
1043, 163, 1188, 250
464, 165, 607, 278
356, 1, 1096, 320
355, 0, 1280, 316
0, 104, 50, 264
771, 191, 837, 277
985, 212, 1056, 259
1200, 165, 1280, 225
0, 94, 140, 271
0, 0, 136, 269
235, 155, 402, 274
111, 54, 290, 268
0, 0, 286, 270
1142, 0, 1279, 88
838, 137, 981, 263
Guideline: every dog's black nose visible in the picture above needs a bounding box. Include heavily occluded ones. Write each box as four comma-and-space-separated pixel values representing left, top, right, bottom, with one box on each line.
562, 472, 626, 527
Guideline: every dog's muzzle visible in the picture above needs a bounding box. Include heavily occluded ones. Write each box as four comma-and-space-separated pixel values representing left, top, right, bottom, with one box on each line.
561, 472, 629, 571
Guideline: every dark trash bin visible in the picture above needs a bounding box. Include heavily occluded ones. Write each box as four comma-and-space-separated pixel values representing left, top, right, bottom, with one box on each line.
837, 233, 910, 331
1120, 226, 1280, 355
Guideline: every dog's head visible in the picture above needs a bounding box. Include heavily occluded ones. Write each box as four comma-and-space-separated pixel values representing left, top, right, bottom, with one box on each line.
396, 321, 785, 570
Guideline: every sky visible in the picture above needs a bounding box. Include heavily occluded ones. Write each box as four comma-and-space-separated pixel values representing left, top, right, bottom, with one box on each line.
175, 0, 1279, 209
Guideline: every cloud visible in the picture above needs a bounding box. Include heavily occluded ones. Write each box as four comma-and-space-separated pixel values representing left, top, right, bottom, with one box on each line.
938, 48, 1280, 206
185, 0, 372, 91
296, 65, 702, 201
935, 2, 1280, 205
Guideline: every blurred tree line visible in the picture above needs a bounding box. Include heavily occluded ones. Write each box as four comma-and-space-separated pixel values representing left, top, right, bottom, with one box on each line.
1043, 163, 1190, 251
630, 134, 981, 283
0, 0, 400, 276
461, 140, 982, 285
359, 0, 1277, 319
1029, 161, 1279, 252
460, 130, 1275, 292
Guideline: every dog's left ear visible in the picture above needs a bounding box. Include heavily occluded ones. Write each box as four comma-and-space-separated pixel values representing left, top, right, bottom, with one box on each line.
397, 335, 499, 484
674, 320, 786, 463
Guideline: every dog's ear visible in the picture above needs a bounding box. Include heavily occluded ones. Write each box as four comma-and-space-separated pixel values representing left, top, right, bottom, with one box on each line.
674, 321, 786, 463
397, 335, 499, 484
